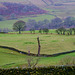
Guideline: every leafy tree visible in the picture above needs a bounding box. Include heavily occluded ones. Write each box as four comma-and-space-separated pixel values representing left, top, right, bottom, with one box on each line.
39, 29, 42, 34
26, 19, 38, 30
29, 29, 32, 33
56, 27, 66, 35
63, 17, 75, 28
58, 27, 64, 34
32, 29, 35, 34
58, 28, 63, 34
62, 27, 66, 35
29, 28, 35, 34
72, 28, 75, 35
66, 28, 73, 35
56, 30, 60, 34
37, 21, 44, 29
43, 28, 49, 34
69, 28, 73, 35
37, 19, 49, 29
42, 19, 50, 28
51, 17, 62, 24
13, 20, 26, 34
66, 30, 70, 35
50, 17, 62, 29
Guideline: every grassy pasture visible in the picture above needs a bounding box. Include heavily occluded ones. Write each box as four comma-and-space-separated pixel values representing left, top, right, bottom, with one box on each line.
10, 29, 56, 34
0, 48, 26, 68
0, 14, 55, 29
0, 47, 75, 68
0, 33, 75, 55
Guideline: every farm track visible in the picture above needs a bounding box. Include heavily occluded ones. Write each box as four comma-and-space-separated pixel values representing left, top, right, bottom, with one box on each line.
0, 45, 75, 57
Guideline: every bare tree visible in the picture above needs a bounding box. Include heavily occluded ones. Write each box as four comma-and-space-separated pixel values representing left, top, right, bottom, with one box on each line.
26, 56, 40, 68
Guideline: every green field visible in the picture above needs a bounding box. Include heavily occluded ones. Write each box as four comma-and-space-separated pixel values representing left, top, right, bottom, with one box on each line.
0, 47, 75, 68
0, 33, 75, 68
0, 33, 75, 55
0, 0, 75, 69
10, 29, 56, 34
0, 14, 55, 29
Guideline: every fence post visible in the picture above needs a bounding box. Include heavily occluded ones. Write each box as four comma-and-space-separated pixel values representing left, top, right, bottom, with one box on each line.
37, 37, 41, 56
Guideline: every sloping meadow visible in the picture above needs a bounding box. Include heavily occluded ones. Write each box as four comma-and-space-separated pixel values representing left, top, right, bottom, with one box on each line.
0, 33, 75, 54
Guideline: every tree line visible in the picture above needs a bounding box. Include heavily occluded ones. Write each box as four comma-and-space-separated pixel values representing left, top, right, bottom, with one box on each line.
56, 27, 75, 35
13, 20, 49, 34
26, 16, 75, 30
12, 16, 75, 34
1, 16, 75, 34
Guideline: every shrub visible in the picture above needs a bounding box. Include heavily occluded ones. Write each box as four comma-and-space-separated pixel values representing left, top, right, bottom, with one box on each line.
59, 55, 75, 66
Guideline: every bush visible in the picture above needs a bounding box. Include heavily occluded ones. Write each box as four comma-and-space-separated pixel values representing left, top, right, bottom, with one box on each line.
59, 55, 75, 65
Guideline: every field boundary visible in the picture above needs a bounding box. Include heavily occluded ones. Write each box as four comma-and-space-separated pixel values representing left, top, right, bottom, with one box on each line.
0, 45, 75, 57
0, 66, 75, 74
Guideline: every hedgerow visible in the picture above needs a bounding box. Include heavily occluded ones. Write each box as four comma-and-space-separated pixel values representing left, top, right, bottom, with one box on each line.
0, 66, 75, 75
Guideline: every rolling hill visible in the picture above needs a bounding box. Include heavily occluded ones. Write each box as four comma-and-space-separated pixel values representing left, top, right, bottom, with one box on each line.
0, 0, 75, 19
0, 0, 75, 29
0, 2, 47, 19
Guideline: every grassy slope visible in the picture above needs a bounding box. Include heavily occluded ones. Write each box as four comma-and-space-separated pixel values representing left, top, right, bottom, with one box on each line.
43, 2, 75, 18
0, 33, 75, 55
0, 48, 26, 68
0, 47, 75, 68
0, 14, 55, 29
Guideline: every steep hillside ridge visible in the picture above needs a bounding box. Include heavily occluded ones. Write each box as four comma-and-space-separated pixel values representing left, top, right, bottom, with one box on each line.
0, 0, 30, 4
0, 0, 75, 18
29, 0, 75, 6
27, 0, 75, 8
0, 0, 75, 7
28, 0, 47, 7
0, 2, 47, 17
